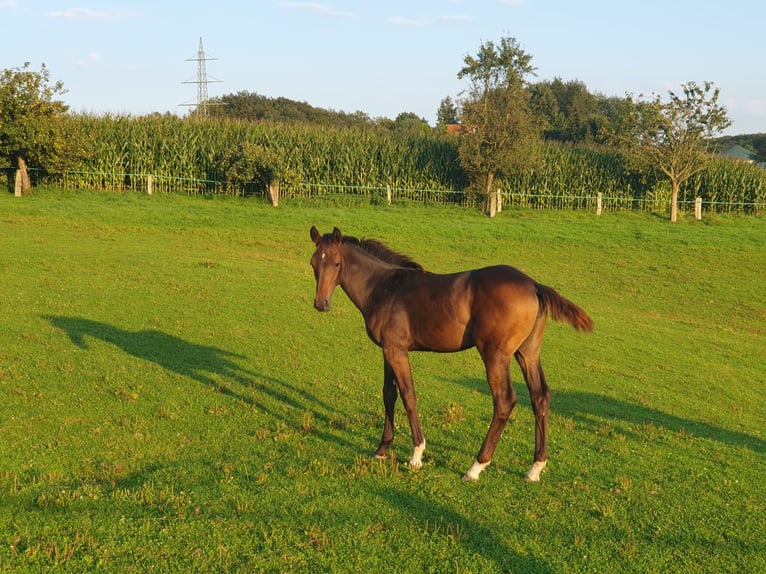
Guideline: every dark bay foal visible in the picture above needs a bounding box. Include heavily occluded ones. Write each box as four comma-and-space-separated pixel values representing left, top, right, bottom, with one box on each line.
310, 226, 593, 481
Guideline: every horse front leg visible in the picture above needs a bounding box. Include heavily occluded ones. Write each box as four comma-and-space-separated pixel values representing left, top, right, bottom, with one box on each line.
383, 348, 425, 468
374, 359, 398, 460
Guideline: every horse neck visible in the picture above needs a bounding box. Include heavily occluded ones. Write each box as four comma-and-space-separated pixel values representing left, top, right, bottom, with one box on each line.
339, 243, 396, 313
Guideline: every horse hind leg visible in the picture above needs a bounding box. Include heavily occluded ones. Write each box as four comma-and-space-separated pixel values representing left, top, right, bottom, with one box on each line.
463, 351, 516, 481
515, 319, 551, 482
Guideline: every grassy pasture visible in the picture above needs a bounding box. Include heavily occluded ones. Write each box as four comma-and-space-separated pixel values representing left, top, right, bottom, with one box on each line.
0, 189, 764, 573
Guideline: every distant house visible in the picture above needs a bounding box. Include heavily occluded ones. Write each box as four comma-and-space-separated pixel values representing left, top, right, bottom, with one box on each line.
446, 123, 475, 135
720, 145, 758, 164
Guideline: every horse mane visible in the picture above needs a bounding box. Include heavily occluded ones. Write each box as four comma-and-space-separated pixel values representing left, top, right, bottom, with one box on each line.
343, 236, 424, 271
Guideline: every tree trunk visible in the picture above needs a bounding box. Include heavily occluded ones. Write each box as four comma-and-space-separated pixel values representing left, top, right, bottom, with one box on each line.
16, 156, 32, 195
670, 179, 679, 223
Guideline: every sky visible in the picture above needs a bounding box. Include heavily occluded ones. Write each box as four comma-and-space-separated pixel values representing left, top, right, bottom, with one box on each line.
3, 1, 765, 135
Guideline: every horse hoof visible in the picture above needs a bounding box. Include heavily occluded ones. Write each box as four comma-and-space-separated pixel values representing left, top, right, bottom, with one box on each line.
373, 453, 387, 461
407, 442, 425, 469
463, 459, 490, 481
523, 460, 547, 482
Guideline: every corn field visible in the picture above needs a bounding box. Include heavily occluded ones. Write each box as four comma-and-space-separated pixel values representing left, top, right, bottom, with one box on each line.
50, 115, 465, 200
685, 156, 766, 214
34, 115, 766, 214
498, 145, 643, 211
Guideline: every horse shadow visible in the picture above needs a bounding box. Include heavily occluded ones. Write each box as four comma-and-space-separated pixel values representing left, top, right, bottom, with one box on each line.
555, 389, 765, 454
456, 377, 765, 454
366, 484, 553, 573
44, 315, 257, 398
43, 315, 356, 451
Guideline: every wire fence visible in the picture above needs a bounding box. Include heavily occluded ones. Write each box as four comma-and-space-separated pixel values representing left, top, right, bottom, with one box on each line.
7, 167, 765, 215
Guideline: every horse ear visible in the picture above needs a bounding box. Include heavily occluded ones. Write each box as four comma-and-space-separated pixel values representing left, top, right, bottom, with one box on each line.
332, 227, 342, 243
310, 226, 321, 245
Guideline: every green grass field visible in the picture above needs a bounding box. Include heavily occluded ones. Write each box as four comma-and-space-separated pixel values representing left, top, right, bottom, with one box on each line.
1, 188, 764, 573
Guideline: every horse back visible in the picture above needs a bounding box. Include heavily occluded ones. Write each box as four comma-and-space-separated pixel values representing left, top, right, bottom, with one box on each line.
368, 265, 539, 352
467, 265, 540, 323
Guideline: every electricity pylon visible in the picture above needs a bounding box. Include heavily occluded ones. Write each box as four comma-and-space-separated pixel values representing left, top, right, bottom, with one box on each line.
181, 37, 222, 119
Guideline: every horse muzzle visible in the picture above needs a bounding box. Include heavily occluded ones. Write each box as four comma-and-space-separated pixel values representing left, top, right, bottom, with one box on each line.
314, 297, 331, 312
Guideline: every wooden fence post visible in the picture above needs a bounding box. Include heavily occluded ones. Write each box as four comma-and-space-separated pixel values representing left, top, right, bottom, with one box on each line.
147, 175, 153, 195
596, 192, 603, 216
386, 185, 392, 206
694, 197, 702, 220
14, 170, 22, 197
15, 158, 31, 195
267, 180, 279, 207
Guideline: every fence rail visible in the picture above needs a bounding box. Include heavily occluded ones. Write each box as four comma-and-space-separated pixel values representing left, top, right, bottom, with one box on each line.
9, 168, 765, 215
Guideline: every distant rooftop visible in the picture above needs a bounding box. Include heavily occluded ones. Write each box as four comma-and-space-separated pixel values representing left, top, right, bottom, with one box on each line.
720, 145, 758, 162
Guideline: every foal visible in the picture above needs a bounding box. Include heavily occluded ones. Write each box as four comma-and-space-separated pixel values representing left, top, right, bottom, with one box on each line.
310, 226, 592, 481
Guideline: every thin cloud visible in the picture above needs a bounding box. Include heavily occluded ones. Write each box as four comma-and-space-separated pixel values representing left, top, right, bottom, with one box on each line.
77, 52, 102, 69
47, 8, 132, 20
387, 14, 473, 26
278, 3, 354, 17
387, 16, 420, 26
1, 1, 18, 9
434, 14, 473, 23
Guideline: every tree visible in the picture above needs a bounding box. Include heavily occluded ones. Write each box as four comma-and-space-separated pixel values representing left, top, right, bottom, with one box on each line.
207, 90, 374, 128
530, 78, 600, 143
212, 140, 299, 204
528, 81, 561, 136
456, 36, 541, 216
617, 81, 731, 222
594, 94, 635, 144
390, 112, 430, 136
0, 62, 79, 193
436, 96, 459, 127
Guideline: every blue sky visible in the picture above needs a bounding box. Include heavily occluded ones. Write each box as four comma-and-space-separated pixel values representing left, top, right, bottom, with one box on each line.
3, 1, 765, 135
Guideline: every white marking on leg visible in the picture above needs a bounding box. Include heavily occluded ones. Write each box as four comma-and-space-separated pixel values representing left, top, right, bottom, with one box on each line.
408, 441, 425, 469
524, 460, 547, 482
462, 459, 490, 481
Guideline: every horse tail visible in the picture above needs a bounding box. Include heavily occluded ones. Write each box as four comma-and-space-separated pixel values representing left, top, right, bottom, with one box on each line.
535, 283, 594, 332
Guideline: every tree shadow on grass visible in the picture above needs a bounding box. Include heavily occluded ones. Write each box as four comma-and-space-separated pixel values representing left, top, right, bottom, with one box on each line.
456, 377, 765, 454
43, 315, 357, 451
367, 484, 553, 573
